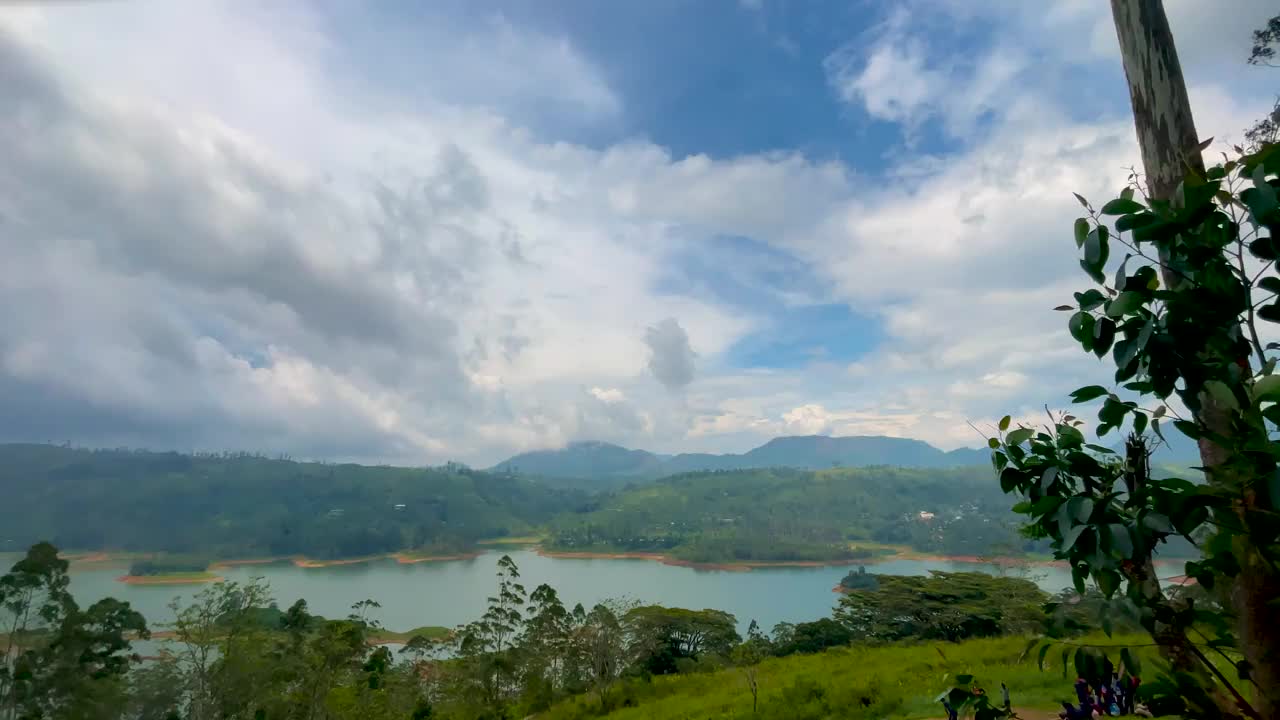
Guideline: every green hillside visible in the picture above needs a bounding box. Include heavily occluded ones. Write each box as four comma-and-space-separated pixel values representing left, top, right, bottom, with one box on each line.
546, 466, 1032, 562
540, 634, 1153, 720
0, 444, 586, 559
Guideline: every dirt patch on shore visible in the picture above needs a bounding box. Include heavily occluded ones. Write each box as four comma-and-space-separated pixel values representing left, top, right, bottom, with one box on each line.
392, 552, 482, 564
117, 573, 223, 586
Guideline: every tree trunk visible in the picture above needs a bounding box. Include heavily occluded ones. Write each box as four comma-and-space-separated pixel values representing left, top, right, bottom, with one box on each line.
1110, 2, 1280, 716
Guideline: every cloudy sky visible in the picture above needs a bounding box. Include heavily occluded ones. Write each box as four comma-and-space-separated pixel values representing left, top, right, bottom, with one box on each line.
0, 0, 1275, 466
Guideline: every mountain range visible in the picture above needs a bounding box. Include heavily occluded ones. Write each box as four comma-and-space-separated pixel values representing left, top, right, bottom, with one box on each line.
489, 435, 991, 481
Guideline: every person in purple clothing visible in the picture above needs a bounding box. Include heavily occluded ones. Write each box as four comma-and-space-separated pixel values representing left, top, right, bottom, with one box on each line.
1074, 676, 1091, 706
941, 698, 958, 720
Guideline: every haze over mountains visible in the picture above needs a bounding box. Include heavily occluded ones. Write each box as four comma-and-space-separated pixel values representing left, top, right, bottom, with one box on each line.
490, 434, 991, 480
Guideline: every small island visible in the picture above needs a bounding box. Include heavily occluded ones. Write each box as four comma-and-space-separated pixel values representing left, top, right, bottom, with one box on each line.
117, 557, 222, 585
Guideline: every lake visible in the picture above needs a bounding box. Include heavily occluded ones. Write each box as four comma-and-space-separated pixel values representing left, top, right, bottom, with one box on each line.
44, 550, 1086, 636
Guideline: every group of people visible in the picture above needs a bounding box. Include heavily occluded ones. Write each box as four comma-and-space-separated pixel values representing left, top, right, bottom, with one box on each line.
1059, 673, 1144, 718
936, 674, 1148, 719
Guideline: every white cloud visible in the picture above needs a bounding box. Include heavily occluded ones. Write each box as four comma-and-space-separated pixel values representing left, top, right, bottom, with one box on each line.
0, 0, 1272, 465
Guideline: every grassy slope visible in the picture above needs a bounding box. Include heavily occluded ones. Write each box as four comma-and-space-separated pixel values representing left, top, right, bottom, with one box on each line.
541, 634, 1154, 720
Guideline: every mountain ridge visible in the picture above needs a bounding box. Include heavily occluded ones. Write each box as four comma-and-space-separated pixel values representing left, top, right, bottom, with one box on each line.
490, 434, 990, 481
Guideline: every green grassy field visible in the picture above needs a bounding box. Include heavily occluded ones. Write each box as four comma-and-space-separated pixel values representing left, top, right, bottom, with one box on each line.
540, 634, 1155, 720
370, 625, 451, 644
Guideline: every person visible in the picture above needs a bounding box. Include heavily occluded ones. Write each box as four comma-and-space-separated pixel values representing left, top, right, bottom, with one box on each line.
1060, 701, 1091, 720
1074, 676, 1090, 706
941, 698, 958, 720
1001, 682, 1011, 711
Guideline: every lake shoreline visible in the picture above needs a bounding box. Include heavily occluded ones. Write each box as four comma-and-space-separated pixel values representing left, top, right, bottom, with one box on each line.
66, 544, 1183, 579
536, 548, 892, 572
117, 572, 224, 586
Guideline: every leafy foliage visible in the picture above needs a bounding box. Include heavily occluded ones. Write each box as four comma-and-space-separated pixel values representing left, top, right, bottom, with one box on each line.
986, 145, 1280, 718
547, 466, 1036, 562
834, 572, 1047, 643
0, 444, 585, 559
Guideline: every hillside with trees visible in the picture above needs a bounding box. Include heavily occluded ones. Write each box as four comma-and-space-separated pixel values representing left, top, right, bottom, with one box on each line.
544, 466, 1037, 562
0, 444, 587, 559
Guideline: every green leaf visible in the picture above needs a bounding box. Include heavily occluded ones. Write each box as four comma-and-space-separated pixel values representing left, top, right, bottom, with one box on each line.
1249, 237, 1280, 261
1062, 524, 1088, 551
1133, 411, 1148, 435
988, 437, 1000, 449
1259, 302, 1280, 324
1054, 304, 1074, 311
1173, 420, 1200, 440
1074, 289, 1106, 311
999, 415, 1011, 432
1143, 512, 1174, 534
1092, 318, 1115, 357
1039, 466, 1059, 491
1006, 427, 1034, 446
1074, 218, 1089, 248
1253, 375, 1280, 403
1069, 312, 1096, 350
1106, 291, 1145, 318
1084, 226, 1109, 267
1072, 497, 1095, 524
1070, 385, 1108, 403
1120, 186, 1135, 201
1101, 198, 1145, 215
1037, 642, 1051, 671
1205, 380, 1239, 410
1121, 647, 1141, 676
1073, 193, 1089, 209
1114, 255, 1130, 291
1097, 568, 1120, 597
1258, 276, 1280, 295
1108, 523, 1134, 559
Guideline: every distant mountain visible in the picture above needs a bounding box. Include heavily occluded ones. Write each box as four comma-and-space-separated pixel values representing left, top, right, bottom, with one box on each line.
490, 435, 990, 483
490, 441, 670, 481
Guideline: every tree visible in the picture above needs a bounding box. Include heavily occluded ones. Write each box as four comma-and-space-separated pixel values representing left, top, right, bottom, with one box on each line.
835, 572, 1045, 643
1247, 15, 1280, 150
575, 601, 631, 708
1083, 2, 1280, 715
730, 620, 771, 713
772, 618, 853, 657
452, 554, 527, 715
625, 606, 739, 675
837, 566, 879, 591
991, 143, 1280, 718
168, 578, 273, 720
1, 544, 147, 720
520, 584, 573, 709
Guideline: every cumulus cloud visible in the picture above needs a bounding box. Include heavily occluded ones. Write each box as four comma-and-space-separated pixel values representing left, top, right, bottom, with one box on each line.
644, 318, 697, 391
0, 0, 1272, 465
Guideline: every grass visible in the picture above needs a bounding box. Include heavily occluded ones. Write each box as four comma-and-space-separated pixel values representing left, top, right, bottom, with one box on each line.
370, 625, 451, 644
540, 634, 1157, 720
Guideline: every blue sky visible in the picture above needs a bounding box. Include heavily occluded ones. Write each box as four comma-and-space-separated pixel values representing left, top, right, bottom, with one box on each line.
0, 0, 1276, 464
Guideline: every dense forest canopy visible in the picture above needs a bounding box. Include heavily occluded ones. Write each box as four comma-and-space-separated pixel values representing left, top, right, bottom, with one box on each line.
0, 444, 587, 559
545, 466, 1039, 561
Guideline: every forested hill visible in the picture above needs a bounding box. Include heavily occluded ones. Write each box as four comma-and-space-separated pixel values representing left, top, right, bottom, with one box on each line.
545, 466, 1031, 562
0, 444, 586, 559
491, 435, 989, 486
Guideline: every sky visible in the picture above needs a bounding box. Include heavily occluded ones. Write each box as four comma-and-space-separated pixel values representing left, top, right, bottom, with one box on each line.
0, 0, 1276, 467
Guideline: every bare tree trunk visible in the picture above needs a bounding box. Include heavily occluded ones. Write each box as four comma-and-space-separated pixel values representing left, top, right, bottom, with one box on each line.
1110, 2, 1280, 716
